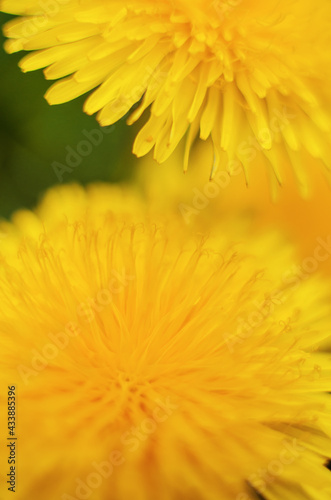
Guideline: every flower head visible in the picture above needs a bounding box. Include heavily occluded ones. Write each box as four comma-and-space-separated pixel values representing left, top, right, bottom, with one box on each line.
135, 147, 331, 275
1, 1, 331, 184
0, 183, 331, 500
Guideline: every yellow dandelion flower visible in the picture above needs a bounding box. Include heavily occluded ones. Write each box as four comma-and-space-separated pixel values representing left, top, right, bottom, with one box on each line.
1, 183, 331, 500
1, 1, 331, 183
135, 148, 331, 259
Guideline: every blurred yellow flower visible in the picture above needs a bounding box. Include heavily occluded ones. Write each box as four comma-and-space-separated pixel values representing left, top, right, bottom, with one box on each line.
0, 183, 331, 500
135, 148, 331, 275
1, 1, 331, 184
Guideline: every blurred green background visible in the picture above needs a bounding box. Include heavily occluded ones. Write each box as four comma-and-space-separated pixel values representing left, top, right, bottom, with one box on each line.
0, 12, 136, 219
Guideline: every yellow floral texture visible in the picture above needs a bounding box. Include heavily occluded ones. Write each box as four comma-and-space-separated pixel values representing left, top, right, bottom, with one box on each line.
1, 0, 331, 184
0, 184, 330, 500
